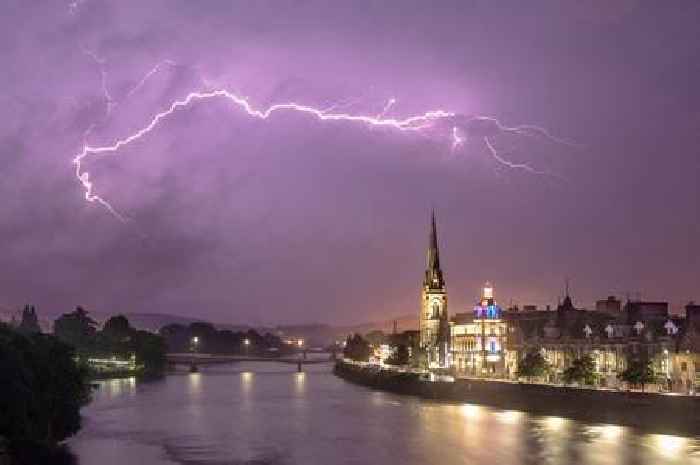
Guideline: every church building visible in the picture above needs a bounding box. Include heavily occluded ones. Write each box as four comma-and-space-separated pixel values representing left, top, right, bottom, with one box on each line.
419, 212, 450, 368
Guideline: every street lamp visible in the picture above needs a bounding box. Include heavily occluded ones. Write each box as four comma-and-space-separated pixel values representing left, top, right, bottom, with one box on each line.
191, 336, 199, 353
664, 348, 670, 391
244, 338, 250, 356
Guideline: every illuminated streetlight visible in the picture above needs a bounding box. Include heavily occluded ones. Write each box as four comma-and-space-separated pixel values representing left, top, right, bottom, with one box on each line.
297, 339, 304, 347
244, 338, 250, 346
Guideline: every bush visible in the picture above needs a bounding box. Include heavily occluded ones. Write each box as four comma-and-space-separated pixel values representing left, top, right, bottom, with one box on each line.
619, 359, 655, 391
0, 324, 91, 445
343, 334, 372, 362
516, 351, 550, 380
563, 355, 597, 386
385, 344, 410, 366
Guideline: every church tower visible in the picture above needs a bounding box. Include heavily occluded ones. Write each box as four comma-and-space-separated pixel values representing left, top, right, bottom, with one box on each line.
419, 211, 449, 368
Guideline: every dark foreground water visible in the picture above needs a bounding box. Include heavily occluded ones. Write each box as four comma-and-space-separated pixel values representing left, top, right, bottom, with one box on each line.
69, 362, 700, 465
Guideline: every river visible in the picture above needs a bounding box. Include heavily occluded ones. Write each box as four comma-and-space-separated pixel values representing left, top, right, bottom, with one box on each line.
69, 362, 699, 465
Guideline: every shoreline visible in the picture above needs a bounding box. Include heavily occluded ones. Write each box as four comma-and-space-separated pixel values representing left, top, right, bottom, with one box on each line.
334, 361, 700, 436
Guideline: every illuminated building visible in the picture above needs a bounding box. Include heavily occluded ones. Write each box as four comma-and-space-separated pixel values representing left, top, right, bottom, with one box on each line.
508, 293, 700, 392
450, 283, 510, 377
419, 211, 450, 368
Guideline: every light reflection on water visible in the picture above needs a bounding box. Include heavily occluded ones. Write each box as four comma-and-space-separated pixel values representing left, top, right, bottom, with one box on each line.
72, 363, 700, 465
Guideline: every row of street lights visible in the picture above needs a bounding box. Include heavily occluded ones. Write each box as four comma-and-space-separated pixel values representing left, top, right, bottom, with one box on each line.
190, 336, 304, 354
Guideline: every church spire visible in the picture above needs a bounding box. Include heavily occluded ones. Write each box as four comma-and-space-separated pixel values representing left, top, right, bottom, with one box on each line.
424, 210, 445, 289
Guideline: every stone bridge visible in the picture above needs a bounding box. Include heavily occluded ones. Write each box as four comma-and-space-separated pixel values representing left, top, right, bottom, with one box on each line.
166, 353, 334, 372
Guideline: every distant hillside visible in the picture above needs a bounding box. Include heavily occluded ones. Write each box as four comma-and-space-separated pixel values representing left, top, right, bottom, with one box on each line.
337, 313, 418, 336
276, 314, 418, 347
0, 307, 222, 334
120, 313, 211, 332
2, 304, 418, 344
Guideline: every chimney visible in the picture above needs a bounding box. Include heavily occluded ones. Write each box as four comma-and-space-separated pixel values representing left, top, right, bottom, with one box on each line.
686, 302, 700, 326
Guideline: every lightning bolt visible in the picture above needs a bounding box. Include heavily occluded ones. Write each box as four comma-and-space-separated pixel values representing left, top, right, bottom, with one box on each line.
376, 97, 396, 119
74, 60, 573, 221
483, 136, 564, 181
451, 126, 466, 152
126, 60, 177, 98
82, 47, 116, 117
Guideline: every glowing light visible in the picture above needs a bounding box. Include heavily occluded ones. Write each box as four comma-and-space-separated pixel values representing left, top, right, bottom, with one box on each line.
294, 371, 306, 393
460, 404, 482, 419
497, 410, 523, 425
589, 424, 624, 441
544, 416, 567, 430
483, 283, 493, 300
188, 372, 202, 394
297, 339, 304, 347
653, 434, 687, 458
244, 338, 250, 346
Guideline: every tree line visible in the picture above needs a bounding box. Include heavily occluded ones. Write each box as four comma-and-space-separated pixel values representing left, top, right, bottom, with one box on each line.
160, 322, 295, 356
0, 322, 89, 463
516, 350, 657, 390
53, 307, 167, 376
342, 332, 411, 366
1, 304, 170, 463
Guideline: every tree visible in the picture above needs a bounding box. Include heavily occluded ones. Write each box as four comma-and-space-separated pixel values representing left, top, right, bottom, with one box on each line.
133, 330, 167, 376
0, 323, 91, 446
343, 334, 372, 362
188, 322, 217, 352
364, 330, 387, 346
384, 344, 410, 366
17, 305, 40, 334
563, 355, 597, 386
53, 306, 97, 350
159, 324, 189, 352
516, 351, 550, 381
619, 359, 656, 392
101, 315, 132, 342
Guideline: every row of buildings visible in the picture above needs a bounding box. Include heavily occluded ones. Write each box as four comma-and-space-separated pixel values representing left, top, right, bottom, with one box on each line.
415, 212, 699, 393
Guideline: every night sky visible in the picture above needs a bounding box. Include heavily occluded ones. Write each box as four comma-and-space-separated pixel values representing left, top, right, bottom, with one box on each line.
1, 1, 698, 325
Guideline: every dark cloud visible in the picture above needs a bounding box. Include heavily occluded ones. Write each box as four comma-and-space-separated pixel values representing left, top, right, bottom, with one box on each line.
1, 1, 698, 324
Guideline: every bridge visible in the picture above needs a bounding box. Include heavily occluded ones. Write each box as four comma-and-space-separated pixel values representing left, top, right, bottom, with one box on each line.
166, 353, 334, 372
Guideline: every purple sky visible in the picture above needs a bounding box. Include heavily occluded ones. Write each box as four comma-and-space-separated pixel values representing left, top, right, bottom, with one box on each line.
1, 1, 699, 325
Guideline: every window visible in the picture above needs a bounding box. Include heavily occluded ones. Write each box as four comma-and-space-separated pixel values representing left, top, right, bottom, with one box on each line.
432, 301, 440, 318
681, 362, 687, 372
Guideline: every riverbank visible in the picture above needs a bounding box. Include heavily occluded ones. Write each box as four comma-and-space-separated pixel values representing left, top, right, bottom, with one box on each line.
334, 361, 700, 435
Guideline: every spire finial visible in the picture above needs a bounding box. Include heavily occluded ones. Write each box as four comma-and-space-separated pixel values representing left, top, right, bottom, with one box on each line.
424, 209, 444, 289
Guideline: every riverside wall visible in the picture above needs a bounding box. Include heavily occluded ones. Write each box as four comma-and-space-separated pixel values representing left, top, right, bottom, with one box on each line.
334, 361, 700, 435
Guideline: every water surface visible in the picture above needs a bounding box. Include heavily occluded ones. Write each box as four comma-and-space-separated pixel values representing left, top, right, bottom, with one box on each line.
69, 362, 700, 465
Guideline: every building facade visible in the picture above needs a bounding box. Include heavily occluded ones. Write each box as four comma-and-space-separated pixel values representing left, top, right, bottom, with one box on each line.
507, 295, 700, 393
418, 212, 450, 368
450, 283, 510, 377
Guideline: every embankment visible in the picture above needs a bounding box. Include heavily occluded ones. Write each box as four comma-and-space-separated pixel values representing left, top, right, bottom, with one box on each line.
334, 361, 700, 435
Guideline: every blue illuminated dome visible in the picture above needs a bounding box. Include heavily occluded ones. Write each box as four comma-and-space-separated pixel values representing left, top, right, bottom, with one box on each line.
474, 282, 502, 319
